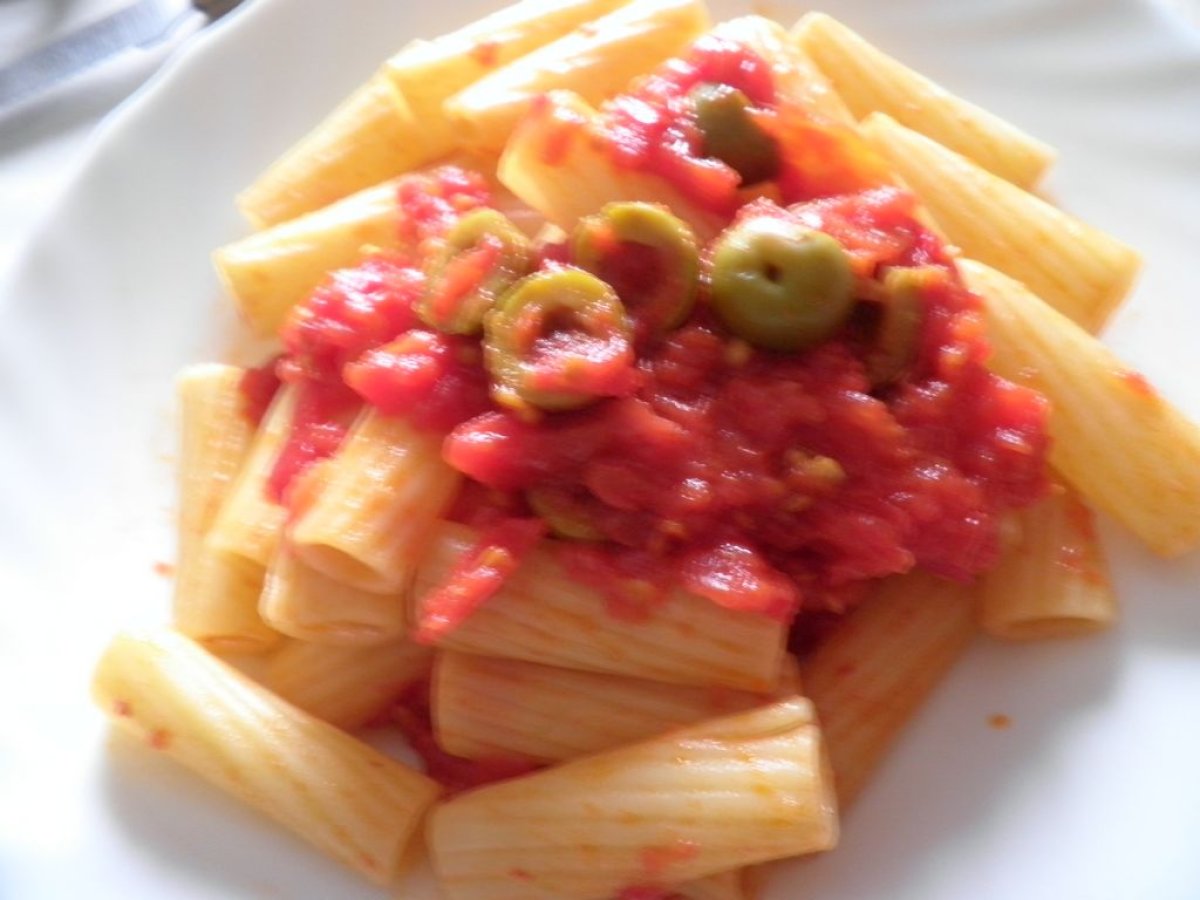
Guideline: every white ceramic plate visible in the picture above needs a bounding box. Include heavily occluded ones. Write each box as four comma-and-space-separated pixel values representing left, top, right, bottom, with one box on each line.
3, 0, 1200, 897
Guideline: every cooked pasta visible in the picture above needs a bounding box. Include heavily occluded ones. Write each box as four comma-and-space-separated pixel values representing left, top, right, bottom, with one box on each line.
290, 408, 462, 593
963, 259, 1200, 557
173, 364, 279, 654
793, 12, 1055, 189
93, 630, 440, 883
978, 484, 1117, 640
433, 649, 799, 763
427, 698, 837, 899
411, 523, 789, 692
862, 113, 1140, 333
263, 637, 434, 730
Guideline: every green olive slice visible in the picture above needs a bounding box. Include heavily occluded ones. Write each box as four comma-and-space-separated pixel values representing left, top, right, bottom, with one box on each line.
572, 202, 699, 341
418, 208, 533, 335
525, 485, 605, 541
484, 266, 634, 412
864, 266, 937, 386
690, 82, 780, 186
709, 216, 855, 352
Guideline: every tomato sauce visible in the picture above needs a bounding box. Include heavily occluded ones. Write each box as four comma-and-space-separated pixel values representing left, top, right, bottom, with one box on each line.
243, 45, 1050, 627
599, 37, 888, 215
237, 359, 281, 426
443, 188, 1048, 618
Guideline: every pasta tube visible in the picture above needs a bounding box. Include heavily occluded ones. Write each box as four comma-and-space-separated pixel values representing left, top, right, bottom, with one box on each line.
445, 0, 710, 153
262, 637, 433, 731
499, 91, 725, 242
793, 13, 1055, 188
216, 159, 536, 337
173, 365, 278, 654
978, 485, 1117, 640
237, 74, 433, 228
290, 409, 461, 593
92, 630, 440, 884
216, 178, 403, 337
427, 697, 837, 899
861, 113, 1140, 333
716, 15, 852, 125
260, 543, 409, 645
413, 523, 788, 692
384, 0, 631, 161
204, 383, 292, 571
962, 259, 1200, 557
433, 650, 799, 764
801, 572, 977, 808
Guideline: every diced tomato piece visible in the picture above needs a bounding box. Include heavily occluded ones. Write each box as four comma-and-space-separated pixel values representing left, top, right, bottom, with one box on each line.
413, 518, 546, 643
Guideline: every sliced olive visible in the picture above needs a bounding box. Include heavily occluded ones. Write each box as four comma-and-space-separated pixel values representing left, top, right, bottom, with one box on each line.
690, 82, 780, 186
525, 485, 605, 541
572, 202, 699, 342
418, 208, 533, 335
862, 266, 938, 386
709, 216, 854, 352
484, 267, 634, 412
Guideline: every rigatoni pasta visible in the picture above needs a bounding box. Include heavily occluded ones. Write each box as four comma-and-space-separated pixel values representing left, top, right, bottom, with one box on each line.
427, 697, 837, 899
412, 523, 789, 691
290, 408, 461, 593
260, 540, 410, 645
499, 90, 726, 241
204, 383, 293, 571
384, 0, 632, 168
963, 259, 1200, 556
445, 0, 710, 153
173, 364, 279, 654
216, 157, 539, 337
433, 649, 797, 763
263, 637, 433, 730
861, 113, 1140, 333
235, 74, 431, 229
793, 12, 1055, 189
93, 630, 440, 884
218, 177, 408, 336
801, 571, 978, 808
978, 484, 1117, 640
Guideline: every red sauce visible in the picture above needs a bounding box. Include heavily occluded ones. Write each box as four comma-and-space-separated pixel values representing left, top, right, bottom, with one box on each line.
412, 518, 546, 644
640, 840, 700, 876
152, 561, 174, 579
238, 359, 281, 426
260, 132, 1048, 627
1121, 368, 1157, 400
470, 39, 500, 68
396, 167, 492, 251
265, 254, 428, 503
598, 36, 888, 216
346, 330, 492, 432
264, 379, 358, 504
444, 188, 1049, 617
